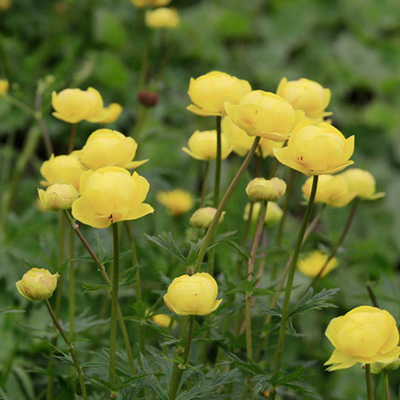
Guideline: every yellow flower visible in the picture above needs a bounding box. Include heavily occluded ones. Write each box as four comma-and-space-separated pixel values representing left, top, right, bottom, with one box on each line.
40, 154, 85, 191
224, 90, 304, 141
0, 79, 9, 95
221, 116, 284, 157
273, 121, 354, 176
163, 273, 222, 316
74, 129, 147, 170
156, 189, 193, 216
52, 87, 103, 124
302, 174, 356, 208
16, 268, 59, 301
187, 71, 251, 117
0, 0, 11, 10
145, 8, 179, 29
297, 250, 338, 278
130, 0, 171, 8
182, 130, 233, 161
276, 77, 331, 122
246, 177, 286, 202
88, 103, 123, 124
152, 314, 172, 328
243, 201, 283, 227
72, 166, 154, 229
38, 182, 78, 212
325, 306, 400, 371
189, 207, 225, 229
341, 168, 385, 201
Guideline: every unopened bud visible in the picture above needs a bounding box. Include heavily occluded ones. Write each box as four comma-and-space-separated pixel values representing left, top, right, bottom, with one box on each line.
246, 177, 286, 202
16, 268, 59, 301
189, 207, 224, 229
38, 182, 78, 212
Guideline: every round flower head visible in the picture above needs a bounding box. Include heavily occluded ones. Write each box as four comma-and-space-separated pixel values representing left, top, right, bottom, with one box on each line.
0, 79, 9, 96
156, 189, 193, 216
16, 268, 59, 301
244, 201, 283, 227
222, 116, 284, 157
187, 71, 251, 117
302, 174, 356, 208
273, 121, 354, 176
145, 8, 179, 29
75, 129, 147, 170
276, 77, 332, 122
152, 313, 172, 328
72, 166, 154, 229
88, 103, 123, 124
182, 130, 233, 161
52, 87, 104, 124
189, 207, 225, 229
40, 154, 85, 191
341, 168, 385, 201
325, 306, 400, 371
163, 273, 222, 316
224, 90, 304, 141
38, 182, 78, 212
297, 250, 338, 278
246, 177, 286, 202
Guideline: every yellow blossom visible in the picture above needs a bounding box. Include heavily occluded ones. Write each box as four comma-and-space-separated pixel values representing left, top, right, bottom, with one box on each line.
163, 273, 222, 316
16, 268, 59, 301
341, 168, 385, 201
40, 154, 85, 191
145, 8, 179, 29
189, 207, 224, 229
88, 103, 123, 124
38, 182, 78, 212
182, 130, 233, 161
152, 314, 172, 328
302, 174, 356, 207
276, 77, 331, 122
156, 189, 193, 216
72, 166, 154, 229
0, 79, 9, 95
244, 202, 283, 227
273, 121, 354, 176
325, 306, 400, 371
0, 0, 11, 10
187, 71, 251, 117
52, 87, 103, 124
297, 250, 338, 278
74, 129, 147, 170
246, 177, 286, 202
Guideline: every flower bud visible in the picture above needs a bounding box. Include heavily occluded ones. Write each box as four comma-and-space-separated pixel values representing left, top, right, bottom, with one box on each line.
145, 8, 179, 29
16, 268, 59, 301
152, 314, 172, 328
0, 79, 9, 96
371, 359, 400, 374
243, 201, 283, 227
297, 250, 338, 278
138, 90, 159, 108
189, 207, 225, 229
164, 273, 222, 316
246, 177, 286, 202
38, 182, 78, 212
341, 168, 385, 201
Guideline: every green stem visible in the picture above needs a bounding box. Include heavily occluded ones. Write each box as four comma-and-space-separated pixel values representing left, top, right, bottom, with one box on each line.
68, 123, 77, 154
213, 116, 222, 208
168, 316, 195, 400
272, 175, 319, 377
194, 137, 260, 273
366, 282, 379, 308
385, 371, 391, 400
200, 161, 210, 208
365, 364, 374, 400
110, 223, 120, 390
34, 86, 53, 157
45, 300, 88, 400
3, 94, 35, 116
69, 227, 76, 338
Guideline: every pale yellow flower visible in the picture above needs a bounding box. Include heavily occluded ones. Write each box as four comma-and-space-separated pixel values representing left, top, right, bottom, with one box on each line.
156, 189, 193, 216
16, 268, 59, 301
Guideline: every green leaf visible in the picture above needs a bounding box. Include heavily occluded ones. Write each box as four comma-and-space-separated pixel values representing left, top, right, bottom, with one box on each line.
145, 232, 188, 264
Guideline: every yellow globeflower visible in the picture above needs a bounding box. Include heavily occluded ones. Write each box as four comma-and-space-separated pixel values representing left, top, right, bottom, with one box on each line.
156, 189, 193, 216
297, 250, 338, 278
0, 0, 11, 10
182, 130, 233, 161
163, 273, 222, 316
0, 79, 9, 95
246, 177, 286, 202
145, 8, 179, 29
276, 77, 331, 122
243, 201, 283, 227
187, 71, 251, 117
325, 306, 400, 371
52, 87, 104, 124
152, 314, 172, 328
225, 90, 304, 141
341, 168, 385, 201
274, 121, 354, 176
16, 268, 59, 301
72, 166, 154, 229
75, 129, 147, 170
302, 174, 356, 208
38, 182, 78, 212
40, 154, 85, 191
88, 103, 123, 124
189, 207, 224, 229
130, 0, 171, 8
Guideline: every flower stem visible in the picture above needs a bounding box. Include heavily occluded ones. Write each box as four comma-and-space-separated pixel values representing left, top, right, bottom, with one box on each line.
194, 137, 260, 272
365, 364, 374, 400
69, 228, 76, 338
68, 123, 77, 154
214, 116, 222, 207
200, 161, 210, 208
45, 300, 88, 400
168, 315, 195, 400
272, 175, 319, 377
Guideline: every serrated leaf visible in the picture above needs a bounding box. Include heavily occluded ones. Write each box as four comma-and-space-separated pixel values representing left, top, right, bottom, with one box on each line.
145, 232, 187, 264
81, 282, 110, 292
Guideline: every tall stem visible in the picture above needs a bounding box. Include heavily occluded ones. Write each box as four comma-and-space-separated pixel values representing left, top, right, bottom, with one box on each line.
272, 175, 319, 377
365, 364, 374, 400
68, 123, 77, 154
214, 116, 222, 207
45, 300, 88, 400
69, 228, 76, 338
200, 161, 210, 208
